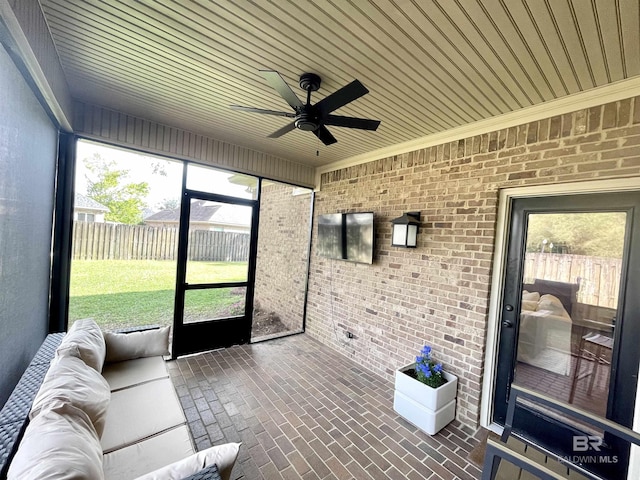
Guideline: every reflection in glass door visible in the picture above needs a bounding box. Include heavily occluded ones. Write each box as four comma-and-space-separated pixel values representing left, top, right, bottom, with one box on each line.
515, 212, 625, 417
493, 192, 640, 479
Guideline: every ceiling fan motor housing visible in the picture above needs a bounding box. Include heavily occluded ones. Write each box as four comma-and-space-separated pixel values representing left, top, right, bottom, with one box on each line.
295, 111, 319, 131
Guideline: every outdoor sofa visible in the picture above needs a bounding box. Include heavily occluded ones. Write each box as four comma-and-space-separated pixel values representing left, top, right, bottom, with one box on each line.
0, 319, 239, 479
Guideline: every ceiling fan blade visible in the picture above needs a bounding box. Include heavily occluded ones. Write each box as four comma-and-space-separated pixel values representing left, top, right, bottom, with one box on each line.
315, 79, 369, 115
259, 70, 304, 110
324, 115, 380, 131
268, 121, 297, 138
314, 125, 337, 145
230, 105, 296, 118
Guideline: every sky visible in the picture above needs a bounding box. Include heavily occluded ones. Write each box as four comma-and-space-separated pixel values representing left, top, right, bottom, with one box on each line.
76, 140, 254, 211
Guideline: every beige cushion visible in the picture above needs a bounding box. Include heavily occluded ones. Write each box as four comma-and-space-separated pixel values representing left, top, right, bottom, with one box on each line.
103, 425, 194, 480
522, 290, 540, 302
135, 442, 241, 480
58, 318, 106, 372
104, 326, 170, 363
538, 294, 570, 318
7, 404, 104, 480
102, 356, 169, 391
31, 354, 110, 437
521, 300, 538, 312
101, 378, 186, 452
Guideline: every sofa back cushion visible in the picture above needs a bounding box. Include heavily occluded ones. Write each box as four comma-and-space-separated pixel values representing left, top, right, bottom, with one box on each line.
57, 319, 106, 372
30, 354, 111, 437
7, 404, 104, 480
104, 326, 170, 363
538, 294, 571, 319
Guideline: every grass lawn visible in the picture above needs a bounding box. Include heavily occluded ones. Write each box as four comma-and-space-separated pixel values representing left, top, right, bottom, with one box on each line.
69, 260, 248, 331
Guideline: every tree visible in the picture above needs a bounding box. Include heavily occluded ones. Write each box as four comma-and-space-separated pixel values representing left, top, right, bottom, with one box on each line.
84, 153, 149, 225
525, 212, 626, 258
156, 197, 179, 211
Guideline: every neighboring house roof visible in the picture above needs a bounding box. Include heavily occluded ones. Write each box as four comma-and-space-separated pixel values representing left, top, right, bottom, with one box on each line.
145, 201, 250, 227
75, 193, 108, 212
211, 204, 252, 226
141, 208, 157, 220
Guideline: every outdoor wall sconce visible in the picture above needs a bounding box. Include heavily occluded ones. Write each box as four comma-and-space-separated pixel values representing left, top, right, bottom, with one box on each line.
391, 212, 420, 248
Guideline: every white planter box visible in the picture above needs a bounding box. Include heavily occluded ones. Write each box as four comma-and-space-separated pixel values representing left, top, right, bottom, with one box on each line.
393, 364, 457, 435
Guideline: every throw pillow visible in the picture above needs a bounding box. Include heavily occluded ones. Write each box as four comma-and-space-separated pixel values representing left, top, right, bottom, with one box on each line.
104, 326, 171, 363
134, 442, 241, 480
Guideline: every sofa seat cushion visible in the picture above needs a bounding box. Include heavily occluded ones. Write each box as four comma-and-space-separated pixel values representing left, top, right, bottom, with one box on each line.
103, 425, 194, 480
135, 442, 241, 480
101, 378, 186, 453
7, 404, 104, 480
102, 356, 169, 392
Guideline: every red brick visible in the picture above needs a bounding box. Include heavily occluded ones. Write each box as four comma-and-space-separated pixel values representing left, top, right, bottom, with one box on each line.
634, 97, 640, 124
579, 140, 619, 152
601, 145, 640, 159
576, 160, 618, 172
588, 105, 602, 132
603, 101, 617, 128
618, 99, 631, 126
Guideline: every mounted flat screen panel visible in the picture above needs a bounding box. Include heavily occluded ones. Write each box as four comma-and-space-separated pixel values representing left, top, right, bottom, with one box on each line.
317, 213, 374, 264
345, 213, 374, 263
317, 214, 343, 260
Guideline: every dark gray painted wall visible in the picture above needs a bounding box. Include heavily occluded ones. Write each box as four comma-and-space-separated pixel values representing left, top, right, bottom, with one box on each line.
0, 45, 57, 407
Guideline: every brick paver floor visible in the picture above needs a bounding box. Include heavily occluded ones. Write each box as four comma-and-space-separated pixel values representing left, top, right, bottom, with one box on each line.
167, 334, 483, 480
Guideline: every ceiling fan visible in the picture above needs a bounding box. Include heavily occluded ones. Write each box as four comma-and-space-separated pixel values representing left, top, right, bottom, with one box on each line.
230, 70, 380, 146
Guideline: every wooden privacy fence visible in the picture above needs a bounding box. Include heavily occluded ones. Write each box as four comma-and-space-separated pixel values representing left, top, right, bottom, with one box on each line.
524, 252, 622, 308
72, 221, 249, 262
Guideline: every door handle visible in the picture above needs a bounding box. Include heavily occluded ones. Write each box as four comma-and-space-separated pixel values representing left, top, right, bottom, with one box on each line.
502, 320, 513, 328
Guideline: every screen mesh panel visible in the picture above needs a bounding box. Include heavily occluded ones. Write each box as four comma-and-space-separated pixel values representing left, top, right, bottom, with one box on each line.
0, 45, 57, 407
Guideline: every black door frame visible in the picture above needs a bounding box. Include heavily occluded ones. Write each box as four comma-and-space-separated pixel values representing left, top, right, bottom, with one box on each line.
50, 132, 76, 333
172, 178, 261, 358
492, 191, 640, 479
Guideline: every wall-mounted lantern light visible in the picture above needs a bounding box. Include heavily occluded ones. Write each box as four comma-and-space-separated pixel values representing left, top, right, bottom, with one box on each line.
391, 212, 420, 248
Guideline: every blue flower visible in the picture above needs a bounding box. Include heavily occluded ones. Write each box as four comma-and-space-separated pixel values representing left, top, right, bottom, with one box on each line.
412, 345, 447, 388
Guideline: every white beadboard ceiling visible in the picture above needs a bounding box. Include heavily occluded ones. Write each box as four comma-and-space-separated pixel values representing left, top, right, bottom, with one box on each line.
39, 0, 640, 168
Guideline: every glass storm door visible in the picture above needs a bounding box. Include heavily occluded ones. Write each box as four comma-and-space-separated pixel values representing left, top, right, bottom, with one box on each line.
493, 192, 640, 479
172, 190, 258, 357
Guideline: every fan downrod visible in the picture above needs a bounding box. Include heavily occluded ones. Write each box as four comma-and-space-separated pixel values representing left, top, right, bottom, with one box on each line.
299, 73, 321, 92
295, 73, 322, 131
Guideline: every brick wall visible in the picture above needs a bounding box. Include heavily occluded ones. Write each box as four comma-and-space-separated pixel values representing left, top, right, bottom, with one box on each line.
255, 182, 313, 331
307, 96, 640, 429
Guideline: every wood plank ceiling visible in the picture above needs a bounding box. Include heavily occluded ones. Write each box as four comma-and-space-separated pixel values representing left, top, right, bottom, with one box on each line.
39, 0, 640, 168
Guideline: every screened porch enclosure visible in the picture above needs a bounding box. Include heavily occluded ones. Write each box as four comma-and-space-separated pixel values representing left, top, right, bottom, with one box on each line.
68, 141, 313, 349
